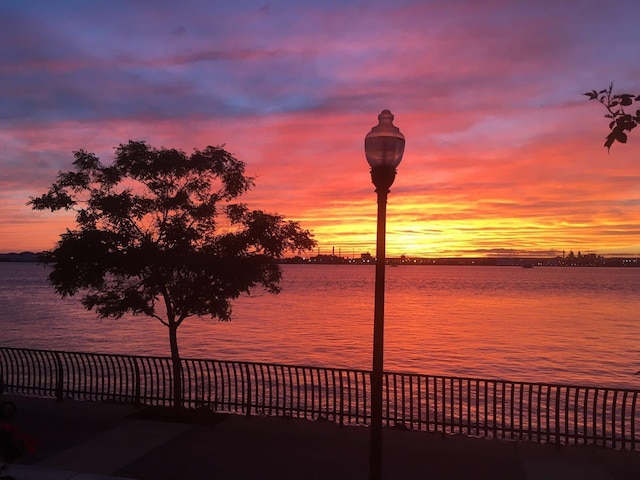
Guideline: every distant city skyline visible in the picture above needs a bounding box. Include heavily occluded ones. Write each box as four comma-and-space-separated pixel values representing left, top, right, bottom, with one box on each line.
304, 245, 640, 259
1, 0, 639, 257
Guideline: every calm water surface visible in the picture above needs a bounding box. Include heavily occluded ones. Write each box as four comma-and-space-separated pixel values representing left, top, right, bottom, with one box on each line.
1, 263, 639, 389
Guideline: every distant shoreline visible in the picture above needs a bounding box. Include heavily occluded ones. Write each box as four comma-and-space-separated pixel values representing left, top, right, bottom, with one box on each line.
0, 252, 43, 262
281, 256, 639, 267
1, 251, 638, 267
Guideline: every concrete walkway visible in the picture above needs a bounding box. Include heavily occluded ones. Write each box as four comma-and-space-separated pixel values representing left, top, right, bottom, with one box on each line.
4, 394, 640, 479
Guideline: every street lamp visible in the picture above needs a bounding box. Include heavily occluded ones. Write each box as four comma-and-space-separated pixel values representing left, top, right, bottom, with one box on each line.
365, 109, 405, 480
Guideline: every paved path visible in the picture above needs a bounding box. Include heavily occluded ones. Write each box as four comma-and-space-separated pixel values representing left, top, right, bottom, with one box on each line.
4, 394, 640, 479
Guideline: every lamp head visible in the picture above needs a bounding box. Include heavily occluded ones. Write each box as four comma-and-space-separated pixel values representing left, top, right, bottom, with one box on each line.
365, 110, 405, 192
364, 110, 405, 169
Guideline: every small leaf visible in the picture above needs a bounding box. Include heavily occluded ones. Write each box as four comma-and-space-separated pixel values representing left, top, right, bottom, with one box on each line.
616, 131, 628, 143
620, 95, 634, 106
617, 114, 634, 128
604, 134, 615, 150
610, 101, 619, 107
609, 121, 616, 129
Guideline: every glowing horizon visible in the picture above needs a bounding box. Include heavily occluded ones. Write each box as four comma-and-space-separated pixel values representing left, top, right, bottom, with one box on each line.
1, 1, 639, 258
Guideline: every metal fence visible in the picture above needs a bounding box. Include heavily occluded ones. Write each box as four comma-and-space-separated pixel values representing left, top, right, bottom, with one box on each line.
1, 346, 638, 450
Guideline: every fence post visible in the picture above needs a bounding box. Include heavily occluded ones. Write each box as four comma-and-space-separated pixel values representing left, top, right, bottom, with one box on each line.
54, 351, 64, 402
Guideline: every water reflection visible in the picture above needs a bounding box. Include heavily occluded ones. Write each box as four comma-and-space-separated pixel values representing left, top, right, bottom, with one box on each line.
1, 263, 639, 388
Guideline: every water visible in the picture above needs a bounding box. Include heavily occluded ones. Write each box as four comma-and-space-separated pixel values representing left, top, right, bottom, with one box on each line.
1, 262, 639, 389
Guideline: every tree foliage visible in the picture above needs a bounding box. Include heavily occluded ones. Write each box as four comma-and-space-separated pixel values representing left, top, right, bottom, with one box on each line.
584, 83, 640, 150
29, 141, 316, 406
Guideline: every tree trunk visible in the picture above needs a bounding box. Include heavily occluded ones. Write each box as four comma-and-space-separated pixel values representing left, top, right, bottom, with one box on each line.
168, 323, 183, 409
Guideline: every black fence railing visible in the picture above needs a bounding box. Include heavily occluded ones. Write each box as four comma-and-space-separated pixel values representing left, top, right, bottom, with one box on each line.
1, 347, 638, 450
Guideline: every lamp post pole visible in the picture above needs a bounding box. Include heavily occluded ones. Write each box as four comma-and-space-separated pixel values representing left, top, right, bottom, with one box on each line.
365, 110, 405, 480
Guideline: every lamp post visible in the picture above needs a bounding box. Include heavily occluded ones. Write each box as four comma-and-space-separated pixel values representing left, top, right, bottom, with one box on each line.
365, 109, 405, 480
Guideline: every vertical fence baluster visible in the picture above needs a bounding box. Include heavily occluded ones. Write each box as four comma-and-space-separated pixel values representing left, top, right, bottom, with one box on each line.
331, 369, 337, 423
603, 389, 610, 447
346, 370, 352, 424
564, 386, 570, 446
459, 377, 463, 434
276, 364, 283, 417
15, 349, 26, 396
612, 390, 619, 449
311, 368, 318, 420
621, 390, 628, 450
467, 379, 472, 436
54, 351, 63, 402
256, 363, 263, 415
245, 363, 252, 417
266, 364, 273, 416
409, 374, 415, 430
451, 378, 456, 434
631, 391, 638, 450
354, 370, 360, 425
474, 379, 480, 437
442, 377, 448, 435
221, 362, 230, 412
492, 381, 497, 439
434, 377, 439, 434
535, 384, 541, 442
549, 387, 561, 445
594, 389, 602, 446
417, 375, 423, 431
544, 385, 551, 445
425, 376, 431, 433
98, 354, 106, 401
132, 357, 141, 406
339, 370, 344, 426
510, 383, 516, 440
500, 381, 505, 439
517, 383, 524, 441
572, 387, 580, 446
325, 369, 331, 422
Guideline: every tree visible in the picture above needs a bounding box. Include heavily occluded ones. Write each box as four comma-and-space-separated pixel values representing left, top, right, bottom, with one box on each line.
29, 141, 316, 407
584, 83, 640, 150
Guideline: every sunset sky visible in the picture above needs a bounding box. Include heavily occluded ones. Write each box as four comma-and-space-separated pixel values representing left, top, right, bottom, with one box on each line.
1, 0, 639, 257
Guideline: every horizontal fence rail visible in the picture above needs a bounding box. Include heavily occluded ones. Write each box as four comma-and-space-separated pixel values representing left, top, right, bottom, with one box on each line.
1, 346, 638, 450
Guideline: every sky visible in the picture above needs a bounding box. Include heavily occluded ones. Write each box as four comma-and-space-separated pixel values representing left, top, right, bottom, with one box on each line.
1, 0, 639, 258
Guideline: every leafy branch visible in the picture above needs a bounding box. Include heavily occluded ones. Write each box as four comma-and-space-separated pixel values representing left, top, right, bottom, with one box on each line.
584, 83, 640, 150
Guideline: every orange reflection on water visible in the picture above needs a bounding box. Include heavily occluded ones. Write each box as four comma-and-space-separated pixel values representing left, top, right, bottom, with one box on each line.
2, 263, 639, 389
